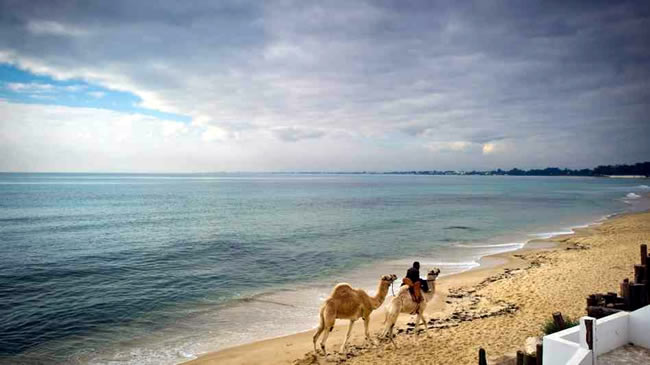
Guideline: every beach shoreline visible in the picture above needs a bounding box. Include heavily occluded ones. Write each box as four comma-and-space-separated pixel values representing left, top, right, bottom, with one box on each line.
184, 209, 650, 365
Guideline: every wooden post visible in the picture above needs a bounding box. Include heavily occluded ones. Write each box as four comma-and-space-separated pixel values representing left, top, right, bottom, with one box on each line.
524, 353, 536, 365
644, 268, 650, 304
585, 319, 594, 350
594, 293, 603, 305
587, 306, 623, 318
629, 284, 647, 310
536, 343, 543, 365
478, 347, 487, 365
642, 244, 649, 303
516, 350, 524, 365
552, 312, 565, 329
640, 283, 649, 307
634, 265, 645, 284
586, 294, 598, 307
621, 278, 630, 308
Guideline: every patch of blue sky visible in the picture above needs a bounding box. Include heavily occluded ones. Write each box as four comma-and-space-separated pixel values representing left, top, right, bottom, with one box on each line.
0, 64, 190, 122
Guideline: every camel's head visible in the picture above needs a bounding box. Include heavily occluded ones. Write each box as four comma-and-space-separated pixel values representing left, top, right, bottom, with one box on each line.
427, 268, 441, 281
381, 274, 398, 284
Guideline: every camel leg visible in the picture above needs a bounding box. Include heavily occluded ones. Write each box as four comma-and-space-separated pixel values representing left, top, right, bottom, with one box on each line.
339, 319, 355, 353
320, 324, 334, 355
318, 305, 336, 355
386, 322, 397, 348
417, 311, 430, 337
383, 314, 397, 348
313, 324, 324, 354
363, 316, 375, 345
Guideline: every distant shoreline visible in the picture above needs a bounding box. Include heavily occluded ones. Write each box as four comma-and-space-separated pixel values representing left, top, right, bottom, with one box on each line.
0, 160, 648, 177
1, 171, 648, 178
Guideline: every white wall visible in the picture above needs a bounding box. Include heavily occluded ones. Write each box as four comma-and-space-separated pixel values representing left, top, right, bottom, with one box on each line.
543, 305, 650, 364
543, 326, 583, 365
570, 348, 592, 365
594, 311, 629, 355
629, 305, 650, 348
562, 329, 580, 343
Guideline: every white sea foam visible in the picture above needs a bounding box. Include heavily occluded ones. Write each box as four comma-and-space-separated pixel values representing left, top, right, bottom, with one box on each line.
638, 185, 649, 189
626, 192, 641, 199
529, 231, 574, 239
454, 242, 524, 249
529, 219, 606, 239
570, 223, 591, 229
417, 261, 481, 276
417, 261, 480, 267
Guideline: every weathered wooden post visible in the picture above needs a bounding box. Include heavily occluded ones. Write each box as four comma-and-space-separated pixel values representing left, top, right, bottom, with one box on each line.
584, 318, 594, 350
524, 353, 536, 365
516, 350, 524, 365
634, 265, 646, 284
536, 343, 543, 365
644, 244, 650, 301
552, 312, 565, 329
643, 244, 650, 301
586, 294, 598, 307
587, 306, 622, 318
478, 347, 487, 365
620, 278, 630, 308
629, 283, 647, 310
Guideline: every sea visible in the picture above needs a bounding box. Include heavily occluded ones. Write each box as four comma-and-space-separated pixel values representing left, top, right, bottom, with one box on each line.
1, 173, 649, 364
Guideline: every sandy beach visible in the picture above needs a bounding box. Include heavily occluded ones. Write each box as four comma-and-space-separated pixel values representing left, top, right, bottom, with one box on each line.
184, 209, 650, 365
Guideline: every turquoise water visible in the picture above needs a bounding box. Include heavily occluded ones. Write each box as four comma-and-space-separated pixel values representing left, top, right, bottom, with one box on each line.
1, 173, 648, 364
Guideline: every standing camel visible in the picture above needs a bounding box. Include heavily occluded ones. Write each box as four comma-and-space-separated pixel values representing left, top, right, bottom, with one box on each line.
382, 268, 441, 344
313, 274, 397, 355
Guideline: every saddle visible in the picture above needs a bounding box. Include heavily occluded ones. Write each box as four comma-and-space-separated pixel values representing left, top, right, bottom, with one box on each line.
401, 278, 423, 303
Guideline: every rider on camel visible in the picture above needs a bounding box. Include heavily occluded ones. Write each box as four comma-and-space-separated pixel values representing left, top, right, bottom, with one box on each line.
403, 261, 429, 302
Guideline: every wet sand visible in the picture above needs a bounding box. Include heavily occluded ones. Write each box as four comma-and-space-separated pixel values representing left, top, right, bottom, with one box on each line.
184, 210, 650, 365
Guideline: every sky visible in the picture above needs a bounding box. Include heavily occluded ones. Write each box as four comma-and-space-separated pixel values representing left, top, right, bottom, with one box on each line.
0, 1, 648, 172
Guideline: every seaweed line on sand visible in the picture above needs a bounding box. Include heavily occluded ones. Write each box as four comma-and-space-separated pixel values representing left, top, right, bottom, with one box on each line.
292, 249, 564, 365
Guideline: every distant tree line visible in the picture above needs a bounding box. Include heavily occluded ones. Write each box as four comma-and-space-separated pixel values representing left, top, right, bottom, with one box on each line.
384, 161, 650, 177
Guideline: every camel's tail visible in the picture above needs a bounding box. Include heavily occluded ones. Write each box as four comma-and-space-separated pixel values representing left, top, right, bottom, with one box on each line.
313, 305, 326, 346
318, 305, 325, 328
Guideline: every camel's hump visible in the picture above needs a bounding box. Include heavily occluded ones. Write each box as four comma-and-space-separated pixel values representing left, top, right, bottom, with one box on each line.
330, 283, 355, 295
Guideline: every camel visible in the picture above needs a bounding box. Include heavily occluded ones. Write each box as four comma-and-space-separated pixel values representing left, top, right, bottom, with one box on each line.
313, 274, 398, 355
382, 268, 441, 345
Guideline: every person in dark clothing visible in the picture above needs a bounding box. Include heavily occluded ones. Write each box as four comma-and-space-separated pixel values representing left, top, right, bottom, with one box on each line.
406, 261, 429, 292
406, 261, 420, 283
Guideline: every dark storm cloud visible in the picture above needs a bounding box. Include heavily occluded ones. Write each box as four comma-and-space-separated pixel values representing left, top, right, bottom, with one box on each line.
0, 0, 648, 170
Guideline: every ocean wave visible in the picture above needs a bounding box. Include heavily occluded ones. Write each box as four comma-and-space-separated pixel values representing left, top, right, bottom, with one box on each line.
416, 261, 480, 268
444, 225, 475, 230
569, 223, 590, 229
454, 242, 524, 249
529, 231, 574, 239
638, 185, 649, 189
626, 192, 641, 199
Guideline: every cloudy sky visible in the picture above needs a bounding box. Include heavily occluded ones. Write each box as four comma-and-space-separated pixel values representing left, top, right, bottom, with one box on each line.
0, 1, 648, 172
